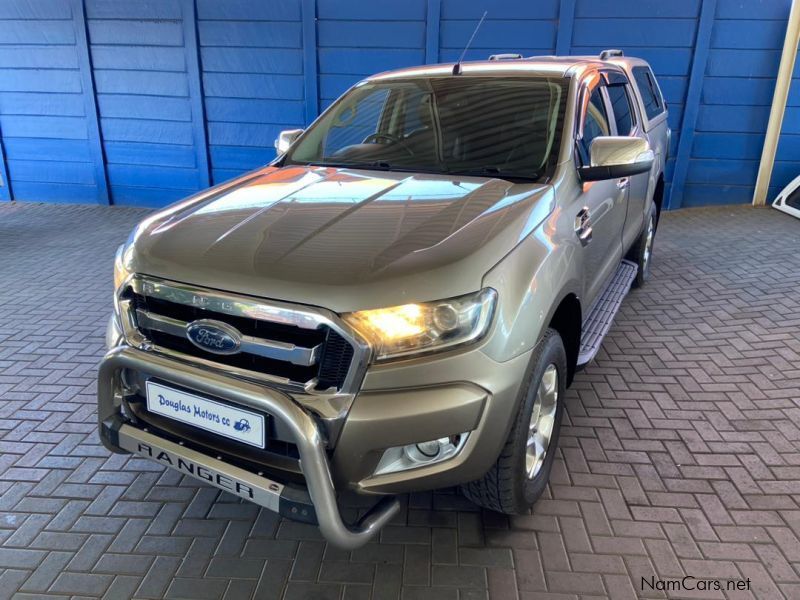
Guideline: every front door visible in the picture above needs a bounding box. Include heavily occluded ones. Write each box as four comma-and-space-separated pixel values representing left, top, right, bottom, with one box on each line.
574, 80, 627, 307
605, 80, 650, 252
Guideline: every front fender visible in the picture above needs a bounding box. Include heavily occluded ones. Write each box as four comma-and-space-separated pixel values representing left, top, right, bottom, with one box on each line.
480, 205, 582, 364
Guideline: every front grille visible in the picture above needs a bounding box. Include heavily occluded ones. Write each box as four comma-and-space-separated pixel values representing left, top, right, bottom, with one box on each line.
124, 281, 356, 391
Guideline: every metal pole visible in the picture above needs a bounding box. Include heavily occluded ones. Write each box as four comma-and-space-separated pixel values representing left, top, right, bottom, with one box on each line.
753, 0, 800, 206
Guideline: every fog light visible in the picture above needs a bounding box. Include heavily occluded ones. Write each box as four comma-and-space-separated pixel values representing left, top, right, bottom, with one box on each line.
374, 434, 469, 475
406, 438, 446, 462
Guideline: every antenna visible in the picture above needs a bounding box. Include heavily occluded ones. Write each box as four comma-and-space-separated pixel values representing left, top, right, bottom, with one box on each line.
453, 11, 487, 75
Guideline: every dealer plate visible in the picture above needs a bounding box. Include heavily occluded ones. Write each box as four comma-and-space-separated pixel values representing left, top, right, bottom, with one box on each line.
146, 381, 266, 449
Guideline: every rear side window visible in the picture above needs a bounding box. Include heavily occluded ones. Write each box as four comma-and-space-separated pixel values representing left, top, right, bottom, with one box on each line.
606, 84, 634, 135
632, 66, 664, 121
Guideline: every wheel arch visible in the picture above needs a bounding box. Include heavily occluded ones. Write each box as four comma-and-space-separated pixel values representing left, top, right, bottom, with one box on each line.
653, 173, 665, 223
546, 293, 582, 386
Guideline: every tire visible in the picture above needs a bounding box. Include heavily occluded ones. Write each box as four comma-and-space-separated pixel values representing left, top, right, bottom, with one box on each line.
461, 328, 567, 514
628, 203, 658, 288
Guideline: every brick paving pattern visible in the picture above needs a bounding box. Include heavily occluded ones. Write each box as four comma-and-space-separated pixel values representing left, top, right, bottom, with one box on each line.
1, 201, 799, 599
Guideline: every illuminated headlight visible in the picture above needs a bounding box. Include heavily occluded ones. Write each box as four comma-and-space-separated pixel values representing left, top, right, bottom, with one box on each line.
113, 244, 130, 292
342, 289, 497, 361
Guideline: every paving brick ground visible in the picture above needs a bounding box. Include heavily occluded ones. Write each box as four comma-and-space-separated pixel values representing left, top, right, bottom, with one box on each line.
1, 202, 799, 599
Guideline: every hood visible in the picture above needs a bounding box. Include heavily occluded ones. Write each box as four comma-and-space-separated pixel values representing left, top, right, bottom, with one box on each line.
129, 165, 554, 312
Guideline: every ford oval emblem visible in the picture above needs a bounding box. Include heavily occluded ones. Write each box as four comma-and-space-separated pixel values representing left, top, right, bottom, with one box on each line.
185, 319, 242, 355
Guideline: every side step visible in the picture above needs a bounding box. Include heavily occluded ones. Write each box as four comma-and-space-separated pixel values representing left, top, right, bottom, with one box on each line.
577, 259, 638, 367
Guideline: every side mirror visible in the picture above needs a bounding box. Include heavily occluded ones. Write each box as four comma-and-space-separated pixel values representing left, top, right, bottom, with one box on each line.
579, 137, 654, 181
274, 129, 303, 154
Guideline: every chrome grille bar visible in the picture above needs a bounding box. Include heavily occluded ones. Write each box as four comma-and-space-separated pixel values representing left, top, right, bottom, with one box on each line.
135, 309, 322, 367
131, 277, 324, 330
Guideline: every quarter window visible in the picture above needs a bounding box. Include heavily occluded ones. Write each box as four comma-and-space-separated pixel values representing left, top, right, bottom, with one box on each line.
632, 66, 664, 121
606, 84, 634, 135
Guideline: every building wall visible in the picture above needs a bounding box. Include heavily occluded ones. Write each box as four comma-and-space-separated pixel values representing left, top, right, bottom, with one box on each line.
87, 0, 206, 206
682, 0, 798, 206
0, 0, 104, 203
199, 0, 306, 186
0, 0, 795, 208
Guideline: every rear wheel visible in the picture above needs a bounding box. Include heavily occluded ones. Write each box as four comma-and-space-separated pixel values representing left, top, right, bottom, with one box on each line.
461, 329, 566, 514
628, 203, 657, 288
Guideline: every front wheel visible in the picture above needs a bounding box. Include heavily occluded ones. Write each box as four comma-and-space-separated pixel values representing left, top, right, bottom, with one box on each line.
461, 329, 567, 514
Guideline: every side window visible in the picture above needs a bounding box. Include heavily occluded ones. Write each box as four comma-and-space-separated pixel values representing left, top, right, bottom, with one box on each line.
606, 84, 634, 135
632, 66, 664, 121
578, 87, 610, 164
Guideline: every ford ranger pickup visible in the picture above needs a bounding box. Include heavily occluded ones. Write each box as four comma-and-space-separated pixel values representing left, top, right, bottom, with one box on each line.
99, 51, 669, 549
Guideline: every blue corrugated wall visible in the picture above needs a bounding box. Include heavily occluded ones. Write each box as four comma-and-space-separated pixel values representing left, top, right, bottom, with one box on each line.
0, 0, 796, 208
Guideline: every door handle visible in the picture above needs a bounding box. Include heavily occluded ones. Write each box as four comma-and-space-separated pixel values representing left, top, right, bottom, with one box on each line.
617, 177, 630, 190
575, 207, 592, 246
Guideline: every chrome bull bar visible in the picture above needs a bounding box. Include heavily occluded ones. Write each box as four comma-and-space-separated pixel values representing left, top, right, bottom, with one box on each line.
97, 345, 400, 549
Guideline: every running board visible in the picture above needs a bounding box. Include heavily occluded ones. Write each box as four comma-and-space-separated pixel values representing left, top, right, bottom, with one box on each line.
577, 259, 638, 367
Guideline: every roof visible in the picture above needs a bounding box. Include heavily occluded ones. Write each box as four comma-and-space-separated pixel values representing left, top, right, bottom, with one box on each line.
366, 53, 650, 82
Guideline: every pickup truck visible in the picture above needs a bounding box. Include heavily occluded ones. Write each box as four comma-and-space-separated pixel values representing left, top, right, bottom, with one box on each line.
99, 51, 669, 549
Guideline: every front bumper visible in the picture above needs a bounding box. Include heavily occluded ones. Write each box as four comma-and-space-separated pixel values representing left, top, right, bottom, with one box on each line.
333, 346, 533, 494
97, 345, 399, 549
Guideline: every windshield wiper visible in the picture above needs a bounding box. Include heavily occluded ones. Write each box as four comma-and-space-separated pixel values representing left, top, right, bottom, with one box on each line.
447, 166, 541, 182
289, 161, 542, 182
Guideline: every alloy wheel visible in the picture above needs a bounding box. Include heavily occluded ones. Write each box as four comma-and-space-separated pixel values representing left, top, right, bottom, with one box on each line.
642, 214, 655, 272
526, 364, 559, 479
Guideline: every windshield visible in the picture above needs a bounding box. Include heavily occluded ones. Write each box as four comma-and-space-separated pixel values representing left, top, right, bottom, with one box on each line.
284, 76, 568, 182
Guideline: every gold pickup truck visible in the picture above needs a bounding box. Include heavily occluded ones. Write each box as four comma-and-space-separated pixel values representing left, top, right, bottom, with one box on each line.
99, 51, 669, 548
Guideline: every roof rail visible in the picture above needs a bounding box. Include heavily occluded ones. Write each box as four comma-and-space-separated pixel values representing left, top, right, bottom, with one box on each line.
599, 49, 624, 60
488, 53, 523, 61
